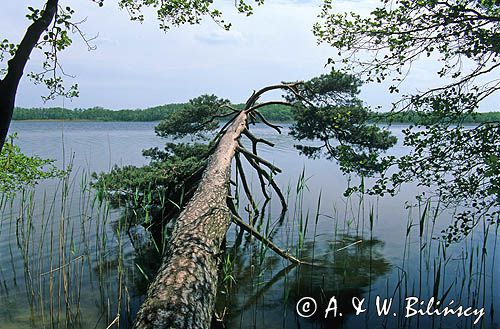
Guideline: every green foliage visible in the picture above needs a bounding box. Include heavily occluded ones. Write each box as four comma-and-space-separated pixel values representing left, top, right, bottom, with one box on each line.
371, 123, 500, 245
12, 102, 297, 122
12, 104, 187, 121
315, 0, 500, 241
117, 0, 263, 30
0, 39, 17, 64
287, 71, 397, 176
0, 134, 65, 195
155, 94, 230, 139
254, 103, 294, 122
25, 5, 81, 101
373, 111, 500, 125
93, 142, 210, 225
92, 95, 226, 226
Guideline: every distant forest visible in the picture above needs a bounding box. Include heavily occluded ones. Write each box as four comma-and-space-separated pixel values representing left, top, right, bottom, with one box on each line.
13, 104, 500, 124
12, 104, 295, 122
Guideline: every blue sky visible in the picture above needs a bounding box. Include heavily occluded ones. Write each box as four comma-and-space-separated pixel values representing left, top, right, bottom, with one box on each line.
1, 0, 498, 111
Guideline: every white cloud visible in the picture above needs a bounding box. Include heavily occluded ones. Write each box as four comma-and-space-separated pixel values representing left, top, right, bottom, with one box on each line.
195, 30, 245, 45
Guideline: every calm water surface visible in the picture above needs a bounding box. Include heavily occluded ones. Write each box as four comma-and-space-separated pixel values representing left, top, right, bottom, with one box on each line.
1, 121, 498, 329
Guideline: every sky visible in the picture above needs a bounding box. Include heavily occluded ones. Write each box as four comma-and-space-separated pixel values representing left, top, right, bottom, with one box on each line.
0, 0, 498, 111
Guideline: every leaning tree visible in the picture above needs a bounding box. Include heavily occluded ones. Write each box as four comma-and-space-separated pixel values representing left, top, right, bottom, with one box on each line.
0, 0, 261, 152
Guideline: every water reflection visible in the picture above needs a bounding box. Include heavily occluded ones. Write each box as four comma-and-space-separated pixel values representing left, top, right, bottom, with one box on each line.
217, 228, 391, 329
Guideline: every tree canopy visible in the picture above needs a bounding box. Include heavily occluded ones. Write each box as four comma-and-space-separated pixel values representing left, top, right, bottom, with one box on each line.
314, 0, 500, 112
315, 0, 500, 242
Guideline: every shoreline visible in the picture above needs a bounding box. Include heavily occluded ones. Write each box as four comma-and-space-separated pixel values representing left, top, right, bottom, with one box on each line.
12, 119, 485, 126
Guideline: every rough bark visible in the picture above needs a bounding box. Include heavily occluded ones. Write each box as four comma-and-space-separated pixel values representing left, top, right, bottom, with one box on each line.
0, 0, 58, 152
133, 112, 248, 329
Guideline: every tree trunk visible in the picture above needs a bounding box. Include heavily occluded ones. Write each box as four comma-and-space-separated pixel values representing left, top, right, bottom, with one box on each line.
133, 111, 248, 329
0, 0, 58, 152
0, 81, 15, 152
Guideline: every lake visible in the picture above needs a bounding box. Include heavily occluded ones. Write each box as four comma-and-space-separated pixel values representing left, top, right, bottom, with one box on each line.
1, 121, 498, 329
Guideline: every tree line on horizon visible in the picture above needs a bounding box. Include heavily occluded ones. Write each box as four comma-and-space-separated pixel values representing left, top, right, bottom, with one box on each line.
12, 103, 500, 124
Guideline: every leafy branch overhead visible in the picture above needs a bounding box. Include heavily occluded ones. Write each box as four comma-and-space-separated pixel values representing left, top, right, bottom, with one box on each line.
315, 0, 500, 242
1, 0, 262, 102
14, 4, 92, 101
118, 0, 263, 30
315, 0, 500, 114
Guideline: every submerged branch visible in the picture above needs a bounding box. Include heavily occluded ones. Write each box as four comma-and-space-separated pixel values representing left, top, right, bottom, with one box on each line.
227, 197, 300, 264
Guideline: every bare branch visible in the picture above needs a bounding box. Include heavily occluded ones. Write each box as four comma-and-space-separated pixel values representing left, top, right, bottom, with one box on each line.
245, 101, 293, 114
239, 150, 287, 211
242, 128, 275, 148
234, 152, 259, 214
253, 110, 282, 134
237, 145, 282, 174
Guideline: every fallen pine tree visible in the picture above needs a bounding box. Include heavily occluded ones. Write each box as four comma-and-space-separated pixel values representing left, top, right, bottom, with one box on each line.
93, 71, 396, 329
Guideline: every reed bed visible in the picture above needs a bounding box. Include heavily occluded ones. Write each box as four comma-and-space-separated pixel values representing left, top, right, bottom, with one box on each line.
0, 165, 144, 329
